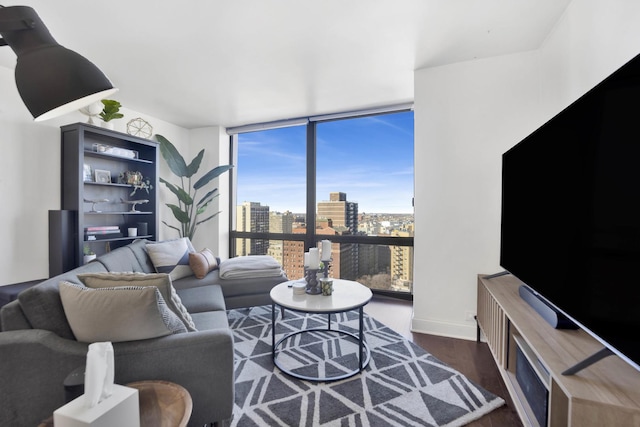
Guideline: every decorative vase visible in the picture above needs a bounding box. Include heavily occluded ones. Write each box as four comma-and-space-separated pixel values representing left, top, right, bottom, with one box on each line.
102, 121, 114, 130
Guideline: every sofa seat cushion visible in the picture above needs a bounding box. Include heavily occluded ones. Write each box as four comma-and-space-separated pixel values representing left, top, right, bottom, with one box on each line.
78, 272, 197, 332
190, 311, 229, 331
59, 282, 187, 343
18, 262, 108, 339
176, 285, 226, 314
219, 275, 289, 299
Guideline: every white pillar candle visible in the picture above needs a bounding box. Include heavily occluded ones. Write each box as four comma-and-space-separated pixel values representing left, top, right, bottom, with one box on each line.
308, 247, 319, 268
303, 252, 309, 267
321, 240, 332, 261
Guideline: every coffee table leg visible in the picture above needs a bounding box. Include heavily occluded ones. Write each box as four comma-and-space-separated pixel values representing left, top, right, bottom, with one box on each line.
359, 306, 364, 371
272, 303, 276, 359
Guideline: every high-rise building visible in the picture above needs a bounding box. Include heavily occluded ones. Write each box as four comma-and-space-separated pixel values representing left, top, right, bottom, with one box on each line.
317, 192, 359, 234
317, 192, 359, 279
283, 228, 306, 280
390, 229, 414, 292
268, 211, 294, 265
235, 201, 269, 256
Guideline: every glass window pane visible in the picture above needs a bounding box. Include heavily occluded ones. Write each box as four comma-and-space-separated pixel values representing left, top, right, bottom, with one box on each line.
316, 112, 414, 216
235, 126, 306, 255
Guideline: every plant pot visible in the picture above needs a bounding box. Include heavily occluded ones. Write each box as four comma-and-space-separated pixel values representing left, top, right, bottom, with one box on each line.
83, 254, 97, 264
102, 121, 114, 130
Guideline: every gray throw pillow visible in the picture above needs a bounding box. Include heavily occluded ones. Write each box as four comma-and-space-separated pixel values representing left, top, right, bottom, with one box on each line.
77, 272, 197, 332
59, 281, 187, 343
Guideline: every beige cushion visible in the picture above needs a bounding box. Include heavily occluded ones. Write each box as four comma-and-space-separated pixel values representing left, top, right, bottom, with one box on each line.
146, 237, 195, 281
78, 272, 197, 332
59, 281, 187, 343
189, 248, 219, 279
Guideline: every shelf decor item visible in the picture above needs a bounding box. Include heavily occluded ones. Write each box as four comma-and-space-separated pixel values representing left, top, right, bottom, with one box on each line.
126, 117, 153, 139
156, 134, 233, 240
119, 171, 143, 186
83, 245, 96, 264
120, 198, 149, 213
119, 171, 154, 196
83, 164, 93, 182
100, 99, 123, 129
94, 169, 111, 184
79, 101, 104, 125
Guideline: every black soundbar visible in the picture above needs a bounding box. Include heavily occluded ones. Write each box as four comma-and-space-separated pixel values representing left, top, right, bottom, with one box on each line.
518, 285, 578, 329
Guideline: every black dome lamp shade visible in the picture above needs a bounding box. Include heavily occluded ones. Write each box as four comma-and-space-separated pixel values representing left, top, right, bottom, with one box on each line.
0, 5, 117, 121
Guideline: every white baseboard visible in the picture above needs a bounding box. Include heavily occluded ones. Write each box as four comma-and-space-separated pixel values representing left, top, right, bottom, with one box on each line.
411, 316, 478, 341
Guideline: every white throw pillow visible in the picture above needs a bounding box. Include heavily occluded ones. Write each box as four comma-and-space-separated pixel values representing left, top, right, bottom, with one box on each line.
146, 237, 195, 281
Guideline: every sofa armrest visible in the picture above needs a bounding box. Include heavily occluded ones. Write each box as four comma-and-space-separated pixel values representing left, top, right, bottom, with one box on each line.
0, 329, 88, 427
0, 328, 235, 427
113, 329, 235, 427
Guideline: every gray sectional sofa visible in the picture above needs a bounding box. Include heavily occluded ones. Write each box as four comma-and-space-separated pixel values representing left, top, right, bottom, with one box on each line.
0, 239, 288, 427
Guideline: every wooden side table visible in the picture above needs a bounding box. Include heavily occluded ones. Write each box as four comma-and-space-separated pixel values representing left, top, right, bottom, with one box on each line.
127, 380, 193, 427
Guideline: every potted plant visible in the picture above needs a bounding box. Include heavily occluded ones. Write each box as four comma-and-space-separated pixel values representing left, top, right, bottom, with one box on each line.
156, 134, 233, 240
99, 99, 124, 129
83, 245, 96, 264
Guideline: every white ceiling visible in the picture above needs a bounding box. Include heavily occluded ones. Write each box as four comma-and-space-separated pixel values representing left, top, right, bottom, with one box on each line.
0, 1, 571, 129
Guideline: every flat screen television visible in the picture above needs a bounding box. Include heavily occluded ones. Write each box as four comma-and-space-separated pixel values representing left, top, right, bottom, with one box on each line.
500, 52, 640, 373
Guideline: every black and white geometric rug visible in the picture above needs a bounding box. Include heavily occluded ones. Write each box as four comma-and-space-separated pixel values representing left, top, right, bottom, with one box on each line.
228, 305, 504, 427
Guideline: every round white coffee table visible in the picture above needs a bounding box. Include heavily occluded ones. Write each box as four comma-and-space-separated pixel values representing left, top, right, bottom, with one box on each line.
270, 279, 373, 382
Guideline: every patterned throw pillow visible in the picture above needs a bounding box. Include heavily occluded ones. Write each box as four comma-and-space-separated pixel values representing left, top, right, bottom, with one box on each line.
78, 272, 197, 332
146, 238, 195, 281
189, 248, 220, 279
59, 281, 187, 343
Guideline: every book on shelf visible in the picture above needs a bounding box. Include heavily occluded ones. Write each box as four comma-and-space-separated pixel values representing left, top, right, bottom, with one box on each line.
86, 233, 123, 241
85, 230, 122, 235
85, 226, 120, 232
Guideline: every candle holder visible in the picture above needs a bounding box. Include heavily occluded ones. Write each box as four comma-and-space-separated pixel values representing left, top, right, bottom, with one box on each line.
320, 259, 332, 278
304, 268, 321, 294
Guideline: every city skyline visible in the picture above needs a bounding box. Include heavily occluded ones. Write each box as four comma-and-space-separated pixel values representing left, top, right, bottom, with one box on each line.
236, 111, 414, 214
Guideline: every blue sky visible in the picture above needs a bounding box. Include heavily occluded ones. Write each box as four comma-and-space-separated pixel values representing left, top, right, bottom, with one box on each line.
237, 111, 414, 214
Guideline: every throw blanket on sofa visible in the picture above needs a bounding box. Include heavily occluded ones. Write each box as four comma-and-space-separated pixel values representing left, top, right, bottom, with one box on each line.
219, 255, 284, 279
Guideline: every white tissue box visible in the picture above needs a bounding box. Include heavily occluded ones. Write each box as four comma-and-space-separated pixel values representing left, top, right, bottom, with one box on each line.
53, 384, 139, 427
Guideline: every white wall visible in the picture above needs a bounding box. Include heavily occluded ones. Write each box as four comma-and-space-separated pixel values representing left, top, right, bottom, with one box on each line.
412, 0, 640, 340
183, 127, 231, 259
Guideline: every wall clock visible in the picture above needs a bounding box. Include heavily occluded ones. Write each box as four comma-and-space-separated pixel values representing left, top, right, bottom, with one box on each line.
126, 117, 153, 138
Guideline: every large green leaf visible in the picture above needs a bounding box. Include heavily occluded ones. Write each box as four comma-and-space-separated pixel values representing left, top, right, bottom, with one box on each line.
157, 134, 188, 177
160, 177, 193, 205
161, 221, 182, 235
186, 149, 204, 178
166, 204, 190, 223
197, 188, 218, 207
196, 211, 220, 226
193, 165, 233, 190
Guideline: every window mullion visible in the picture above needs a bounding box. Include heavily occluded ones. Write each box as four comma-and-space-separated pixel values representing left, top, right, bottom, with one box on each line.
305, 122, 317, 251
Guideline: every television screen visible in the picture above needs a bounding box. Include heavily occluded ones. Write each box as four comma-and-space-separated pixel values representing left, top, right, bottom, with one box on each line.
500, 53, 640, 372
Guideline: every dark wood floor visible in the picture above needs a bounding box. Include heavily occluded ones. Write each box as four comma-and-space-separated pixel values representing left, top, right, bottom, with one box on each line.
364, 295, 522, 427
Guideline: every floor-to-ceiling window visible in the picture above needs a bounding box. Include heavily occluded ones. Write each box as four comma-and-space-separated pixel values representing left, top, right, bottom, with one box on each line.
229, 108, 414, 297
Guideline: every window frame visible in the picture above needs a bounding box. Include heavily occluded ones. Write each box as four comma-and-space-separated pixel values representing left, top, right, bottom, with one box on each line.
228, 108, 414, 300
